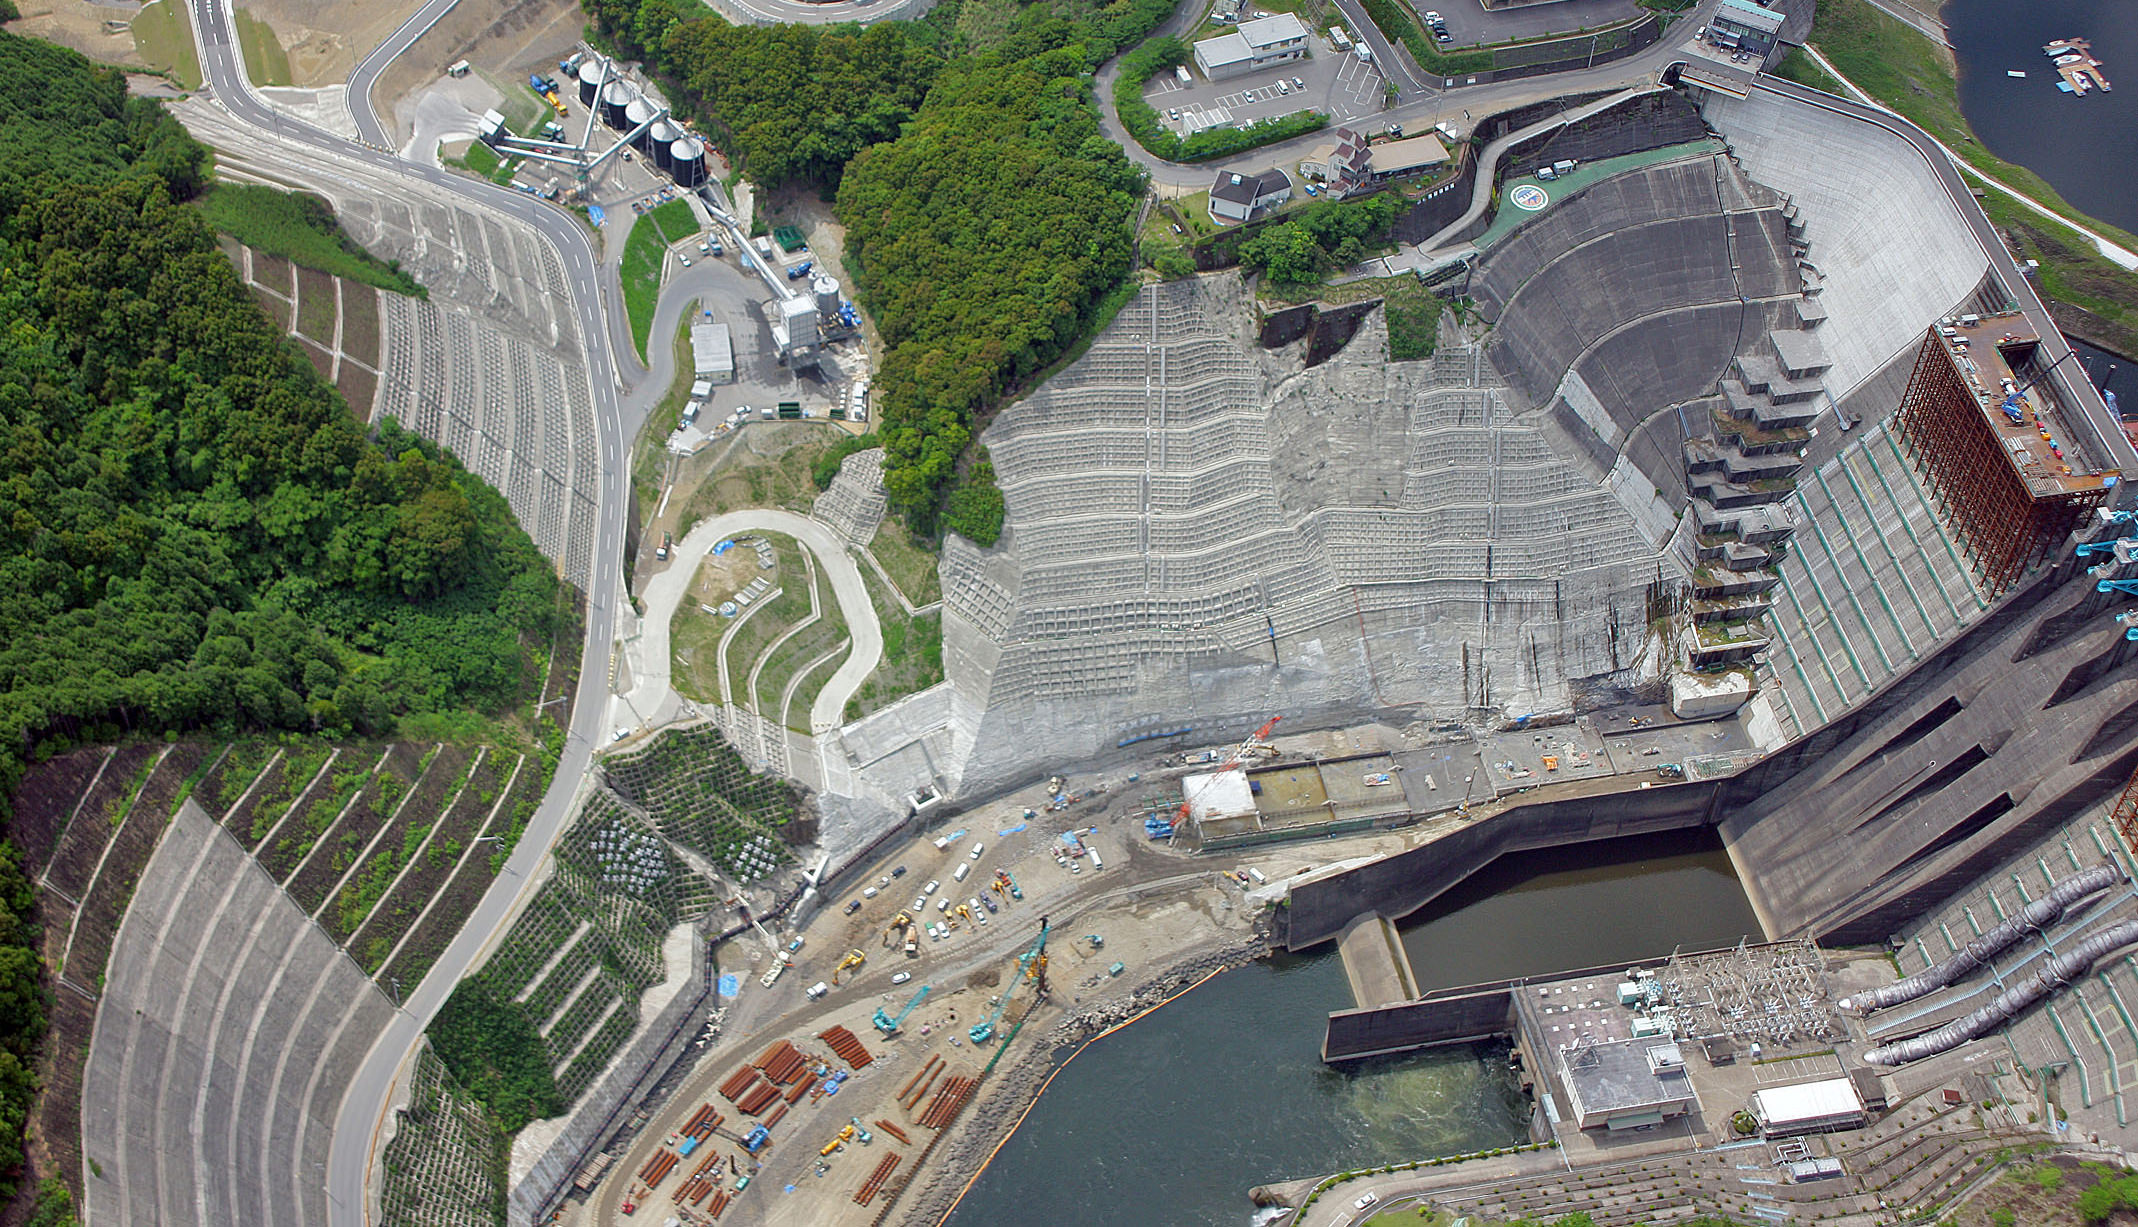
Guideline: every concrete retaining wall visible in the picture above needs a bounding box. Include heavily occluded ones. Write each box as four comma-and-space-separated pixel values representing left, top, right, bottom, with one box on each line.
508, 926, 710, 1227
1284, 781, 1721, 949
1323, 988, 1516, 1061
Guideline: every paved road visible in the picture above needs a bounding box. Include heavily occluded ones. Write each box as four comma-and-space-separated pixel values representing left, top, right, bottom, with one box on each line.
345, 0, 462, 150
626, 508, 885, 735
1100, 0, 1723, 190
1743, 72, 2138, 478
179, 3, 643, 1225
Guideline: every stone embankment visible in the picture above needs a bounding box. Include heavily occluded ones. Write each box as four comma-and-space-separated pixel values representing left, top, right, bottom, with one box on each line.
891, 937, 1270, 1226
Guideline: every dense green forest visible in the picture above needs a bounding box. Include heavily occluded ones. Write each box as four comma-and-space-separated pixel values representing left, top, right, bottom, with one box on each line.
427, 979, 561, 1132
588, 0, 1172, 544
0, 30, 559, 1206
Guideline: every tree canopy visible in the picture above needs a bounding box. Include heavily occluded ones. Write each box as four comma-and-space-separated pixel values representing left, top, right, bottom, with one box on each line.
585, 0, 944, 191
0, 31, 563, 1196
588, 0, 1174, 541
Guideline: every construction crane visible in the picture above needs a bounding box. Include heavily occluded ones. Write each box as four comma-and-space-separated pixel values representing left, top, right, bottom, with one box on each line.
971, 919, 1050, 1045
873, 985, 931, 1035
1997, 350, 2078, 425
1172, 716, 1283, 829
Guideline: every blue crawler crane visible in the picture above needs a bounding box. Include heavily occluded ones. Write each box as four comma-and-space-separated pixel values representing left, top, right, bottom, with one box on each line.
971, 920, 1050, 1044
872, 985, 930, 1036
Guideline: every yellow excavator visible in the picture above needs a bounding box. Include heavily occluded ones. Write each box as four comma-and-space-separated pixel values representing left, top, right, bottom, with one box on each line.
882, 913, 911, 948
832, 949, 866, 986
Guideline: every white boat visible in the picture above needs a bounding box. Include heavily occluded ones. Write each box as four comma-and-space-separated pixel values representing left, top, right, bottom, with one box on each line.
2008, 69, 2028, 78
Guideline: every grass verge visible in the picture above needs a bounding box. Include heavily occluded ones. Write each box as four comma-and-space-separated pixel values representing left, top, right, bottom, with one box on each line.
130, 0, 201, 90
620, 199, 699, 361
868, 517, 942, 607
719, 535, 813, 710
844, 569, 944, 722
232, 8, 291, 87
755, 564, 850, 731
1980, 192, 2138, 359
194, 184, 424, 296
1770, 47, 1842, 94
632, 315, 696, 524
1808, 0, 2138, 256
680, 426, 843, 526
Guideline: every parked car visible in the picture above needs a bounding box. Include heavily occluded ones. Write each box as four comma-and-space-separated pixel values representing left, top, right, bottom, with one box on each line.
891, 971, 912, 985
844, 900, 862, 915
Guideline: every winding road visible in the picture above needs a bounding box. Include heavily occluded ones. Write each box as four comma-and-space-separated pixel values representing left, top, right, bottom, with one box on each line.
625, 509, 885, 736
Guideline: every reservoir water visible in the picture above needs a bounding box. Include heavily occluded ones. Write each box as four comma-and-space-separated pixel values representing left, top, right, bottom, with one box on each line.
943, 828, 1760, 1227
1946, 0, 2138, 239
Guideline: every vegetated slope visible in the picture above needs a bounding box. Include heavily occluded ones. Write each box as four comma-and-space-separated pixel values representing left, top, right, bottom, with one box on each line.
585, 0, 1170, 544
0, 29, 559, 1208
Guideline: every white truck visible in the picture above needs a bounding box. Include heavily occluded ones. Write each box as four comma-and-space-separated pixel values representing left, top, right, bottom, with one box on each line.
1088, 844, 1104, 871
1174, 65, 1192, 85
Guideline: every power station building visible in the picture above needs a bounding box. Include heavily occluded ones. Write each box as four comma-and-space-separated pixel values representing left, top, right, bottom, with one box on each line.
1890, 313, 2120, 594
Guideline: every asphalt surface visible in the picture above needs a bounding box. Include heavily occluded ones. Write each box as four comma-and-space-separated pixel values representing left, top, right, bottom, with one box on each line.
1745, 73, 2137, 477
345, 0, 463, 150
1099, 0, 1728, 190
180, 2, 643, 1224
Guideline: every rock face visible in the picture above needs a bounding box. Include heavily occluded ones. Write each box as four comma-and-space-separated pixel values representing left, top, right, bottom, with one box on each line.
931, 274, 1672, 801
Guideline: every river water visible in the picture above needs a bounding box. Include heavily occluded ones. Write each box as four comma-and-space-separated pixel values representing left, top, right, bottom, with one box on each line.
943, 828, 1759, 1227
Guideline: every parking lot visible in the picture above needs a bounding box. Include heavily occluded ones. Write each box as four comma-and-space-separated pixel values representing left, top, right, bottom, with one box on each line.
1425, 0, 1643, 49
1143, 25, 1387, 135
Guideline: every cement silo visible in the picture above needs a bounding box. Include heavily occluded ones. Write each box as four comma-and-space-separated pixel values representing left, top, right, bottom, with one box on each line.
812, 275, 842, 322
670, 136, 707, 187
576, 58, 605, 106
601, 81, 634, 130
625, 97, 657, 147
648, 119, 681, 170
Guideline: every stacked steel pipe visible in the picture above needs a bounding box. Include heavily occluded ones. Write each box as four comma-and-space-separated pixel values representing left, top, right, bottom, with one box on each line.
818, 1025, 874, 1069
853, 1153, 902, 1205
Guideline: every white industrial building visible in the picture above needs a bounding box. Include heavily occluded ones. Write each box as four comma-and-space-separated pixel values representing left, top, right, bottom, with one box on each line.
691, 321, 734, 383
1192, 13, 1310, 80
1750, 1078, 1866, 1137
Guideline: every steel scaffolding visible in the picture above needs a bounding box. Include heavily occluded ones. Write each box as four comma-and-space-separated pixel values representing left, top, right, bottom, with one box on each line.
1892, 328, 2112, 596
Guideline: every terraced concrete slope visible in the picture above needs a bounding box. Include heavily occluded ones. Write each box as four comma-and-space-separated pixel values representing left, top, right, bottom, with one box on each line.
82, 800, 394, 1227
930, 276, 1666, 797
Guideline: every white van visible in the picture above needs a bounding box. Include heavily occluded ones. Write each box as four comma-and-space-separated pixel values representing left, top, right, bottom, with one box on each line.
969, 843, 985, 859
953, 863, 971, 882
1247, 867, 1269, 885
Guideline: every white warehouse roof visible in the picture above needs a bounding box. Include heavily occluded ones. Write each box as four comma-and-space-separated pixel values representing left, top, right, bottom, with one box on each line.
690, 322, 733, 378
1184, 768, 1256, 823
1751, 1078, 1863, 1128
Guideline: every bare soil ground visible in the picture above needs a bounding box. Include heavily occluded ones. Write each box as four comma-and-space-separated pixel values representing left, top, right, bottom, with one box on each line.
9, 0, 151, 71
371, 0, 583, 147
222, 0, 429, 86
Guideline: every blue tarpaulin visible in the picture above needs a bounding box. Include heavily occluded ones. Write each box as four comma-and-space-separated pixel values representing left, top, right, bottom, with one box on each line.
588, 204, 606, 228
713, 539, 735, 555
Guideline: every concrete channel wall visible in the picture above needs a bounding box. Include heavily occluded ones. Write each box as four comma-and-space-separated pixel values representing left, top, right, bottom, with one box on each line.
1323, 987, 1516, 1062
1284, 780, 1721, 949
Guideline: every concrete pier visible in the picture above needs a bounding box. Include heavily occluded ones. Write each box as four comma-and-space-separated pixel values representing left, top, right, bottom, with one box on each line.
1335, 912, 1419, 1009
